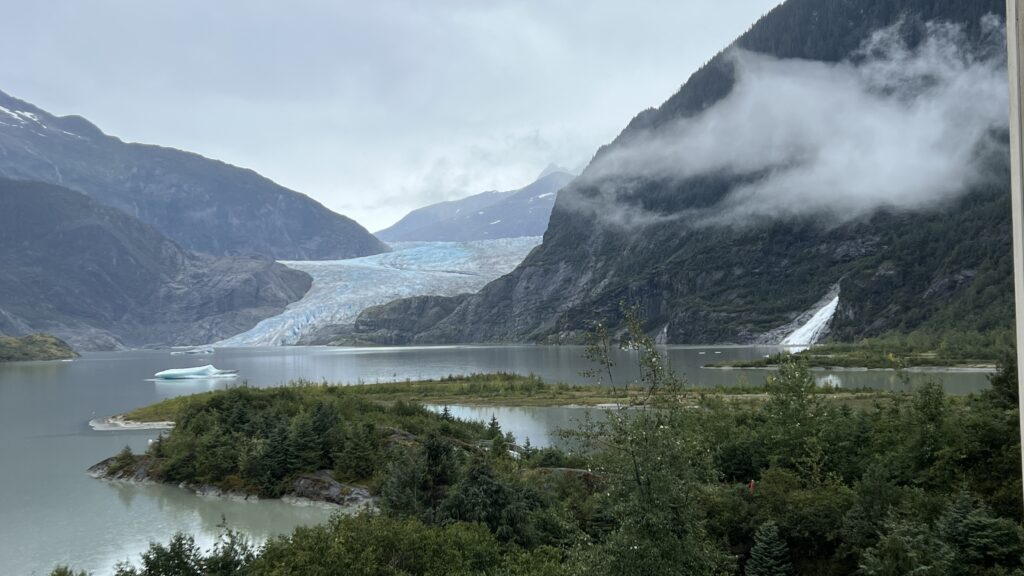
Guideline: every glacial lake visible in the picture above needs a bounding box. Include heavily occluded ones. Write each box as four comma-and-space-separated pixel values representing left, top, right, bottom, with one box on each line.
0, 345, 992, 575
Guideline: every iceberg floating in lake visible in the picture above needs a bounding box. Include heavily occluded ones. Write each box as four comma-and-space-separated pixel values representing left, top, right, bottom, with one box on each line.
154, 365, 238, 380
170, 347, 215, 356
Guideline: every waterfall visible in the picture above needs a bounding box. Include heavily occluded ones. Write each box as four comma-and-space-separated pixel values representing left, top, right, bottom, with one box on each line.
781, 294, 839, 346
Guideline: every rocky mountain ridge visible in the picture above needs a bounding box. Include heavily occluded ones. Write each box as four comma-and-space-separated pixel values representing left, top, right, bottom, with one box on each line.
0, 178, 312, 350
376, 170, 573, 242
0, 90, 388, 260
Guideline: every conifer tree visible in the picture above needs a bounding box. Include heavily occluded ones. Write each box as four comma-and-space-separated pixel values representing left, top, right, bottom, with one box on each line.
487, 414, 502, 438
746, 521, 794, 576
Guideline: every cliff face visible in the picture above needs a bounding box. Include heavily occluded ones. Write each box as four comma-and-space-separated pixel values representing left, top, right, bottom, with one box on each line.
0, 91, 388, 260
350, 0, 1012, 345
0, 179, 311, 349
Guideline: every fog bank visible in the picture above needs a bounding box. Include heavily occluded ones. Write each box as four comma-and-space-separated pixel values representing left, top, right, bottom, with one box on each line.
575, 15, 1008, 227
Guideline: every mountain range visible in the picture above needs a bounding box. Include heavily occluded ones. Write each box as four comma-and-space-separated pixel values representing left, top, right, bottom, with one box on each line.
0, 178, 311, 350
375, 167, 573, 242
0, 90, 387, 260
340, 0, 1013, 346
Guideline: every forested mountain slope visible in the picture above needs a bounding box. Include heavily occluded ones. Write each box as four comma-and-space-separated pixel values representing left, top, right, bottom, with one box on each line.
0, 90, 388, 260
0, 179, 311, 349
350, 0, 1012, 345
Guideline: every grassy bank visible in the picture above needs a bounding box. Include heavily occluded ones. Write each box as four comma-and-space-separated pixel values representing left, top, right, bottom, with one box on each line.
123, 373, 631, 422
710, 343, 1002, 370
123, 372, 901, 424
0, 334, 77, 362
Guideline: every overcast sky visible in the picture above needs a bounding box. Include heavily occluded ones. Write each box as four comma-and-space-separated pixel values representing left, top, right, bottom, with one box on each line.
0, 0, 780, 231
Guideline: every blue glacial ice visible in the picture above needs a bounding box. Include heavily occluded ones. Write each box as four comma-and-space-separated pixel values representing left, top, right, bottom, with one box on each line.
216, 238, 541, 346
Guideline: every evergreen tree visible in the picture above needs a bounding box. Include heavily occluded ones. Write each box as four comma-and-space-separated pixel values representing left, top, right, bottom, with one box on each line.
288, 410, 322, 471
490, 435, 507, 458
379, 447, 429, 518
984, 353, 1018, 409
238, 436, 271, 491
745, 521, 794, 576
487, 414, 502, 438
859, 516, 952, 576
310, 401, 340, 462
114, 533, 205, 576
110, 445, 136, 475
334, 422, 381, 481
936, 492, 1024, 573
150, 433, 167, 459
266, 422, 298, 488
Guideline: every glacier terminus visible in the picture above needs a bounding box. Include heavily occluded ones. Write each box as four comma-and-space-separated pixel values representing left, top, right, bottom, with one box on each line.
217, 238, 542, 346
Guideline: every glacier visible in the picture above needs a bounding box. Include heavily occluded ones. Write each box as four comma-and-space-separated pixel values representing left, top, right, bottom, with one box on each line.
216, 237, 541, 346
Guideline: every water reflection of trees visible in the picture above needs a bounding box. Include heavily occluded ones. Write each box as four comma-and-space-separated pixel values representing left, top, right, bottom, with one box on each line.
102, 479, 334, 540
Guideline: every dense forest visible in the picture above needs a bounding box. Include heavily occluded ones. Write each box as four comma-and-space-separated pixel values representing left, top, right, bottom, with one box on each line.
0, 333, 77, 362
127, 387, 490, 498
63, 322, 1024, 575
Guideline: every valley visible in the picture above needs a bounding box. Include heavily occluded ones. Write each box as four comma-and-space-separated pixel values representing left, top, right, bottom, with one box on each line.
2, 0, 1021, 574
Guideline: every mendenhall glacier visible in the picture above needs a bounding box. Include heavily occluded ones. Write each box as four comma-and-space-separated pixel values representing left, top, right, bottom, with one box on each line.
216, 238, 541, 346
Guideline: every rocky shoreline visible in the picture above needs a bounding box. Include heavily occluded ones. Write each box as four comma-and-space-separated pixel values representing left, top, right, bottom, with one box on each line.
88, 454, 374, 509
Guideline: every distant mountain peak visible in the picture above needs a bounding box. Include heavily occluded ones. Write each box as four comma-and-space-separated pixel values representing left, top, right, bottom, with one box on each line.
376, 170, 573, 242
537, 163, 573, 180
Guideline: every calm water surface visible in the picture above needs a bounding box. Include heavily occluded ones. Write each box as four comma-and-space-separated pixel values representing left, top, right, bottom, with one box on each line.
0, 345, 991, 575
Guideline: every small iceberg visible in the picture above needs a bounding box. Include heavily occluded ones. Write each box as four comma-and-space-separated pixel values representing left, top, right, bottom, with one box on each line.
170, 347, 215, 356
154, 365, 238, 380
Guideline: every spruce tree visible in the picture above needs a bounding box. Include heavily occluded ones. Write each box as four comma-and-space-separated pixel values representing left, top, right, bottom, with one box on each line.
487, 414, 502, 438
289, 411, 322, 471
746, 521, 794, 576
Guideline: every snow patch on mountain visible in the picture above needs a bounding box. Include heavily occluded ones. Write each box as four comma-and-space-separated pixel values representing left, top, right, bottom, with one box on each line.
0, 105, 22, 121
216, 237, 542, 346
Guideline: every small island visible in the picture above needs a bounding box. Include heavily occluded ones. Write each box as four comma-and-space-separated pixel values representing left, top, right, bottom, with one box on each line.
0, 334, 78, 362
88, 372, 899, 508
90, 374, 578, 508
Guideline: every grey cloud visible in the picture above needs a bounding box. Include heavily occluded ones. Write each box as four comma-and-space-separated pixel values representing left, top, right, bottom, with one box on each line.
0, 0, 783, 230
576, 15, 1008, 228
